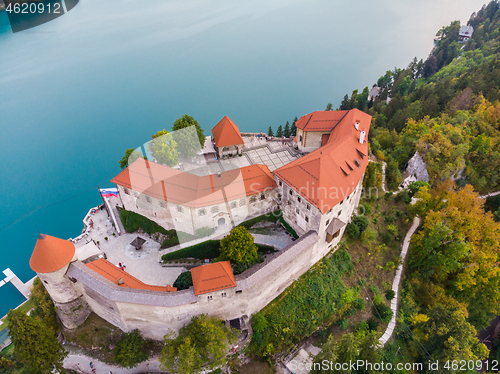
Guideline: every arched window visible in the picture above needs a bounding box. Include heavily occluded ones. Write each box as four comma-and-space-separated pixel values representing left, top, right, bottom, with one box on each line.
211, 206, 219, 213
239, 199, 246, 206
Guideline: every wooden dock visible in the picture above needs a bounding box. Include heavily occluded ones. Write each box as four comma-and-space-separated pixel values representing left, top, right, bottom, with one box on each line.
0, 269, 31, 300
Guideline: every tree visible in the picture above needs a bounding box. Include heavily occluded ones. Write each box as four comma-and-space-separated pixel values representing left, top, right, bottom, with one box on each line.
325, 103, 333, 111
291, 117, 298, 137
30, 278, 59, 333
114, 330, 148, 368
173, 271, 193, 290
267, 126, 274, 137
7, 309, 66, 374
283, 121, 291, 137
171, 114, 205, 147
159, 315, 238, 374
411, 305, 488, 368
219, 226, 259, 267
119, 148, 145, 169
339, 94, 350, 110
423, 55, 438, 78
148, 130, 179, 166
276, 124, 283, 137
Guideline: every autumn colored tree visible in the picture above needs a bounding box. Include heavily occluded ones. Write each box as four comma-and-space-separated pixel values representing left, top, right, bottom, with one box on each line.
7, 309, 66, 374
159, 315, 237, 374
409, 183, 500, 328
148, 129, 179, 166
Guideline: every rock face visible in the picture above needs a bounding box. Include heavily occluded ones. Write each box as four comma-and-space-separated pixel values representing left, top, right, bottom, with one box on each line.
405, 151, 429, 183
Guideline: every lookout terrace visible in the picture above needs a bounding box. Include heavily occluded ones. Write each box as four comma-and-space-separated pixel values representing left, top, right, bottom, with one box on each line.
29, 109, 371, 339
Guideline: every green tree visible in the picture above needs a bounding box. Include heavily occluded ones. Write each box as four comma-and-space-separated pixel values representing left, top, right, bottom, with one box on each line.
171, 114, 205, 147
30, 278, 59, 333
267, 126, 274, 137
119, 148, 145, 169
173, 271, 193, 291
7, 309, 66, 374
291, 117, 298, 137
114, 330, 148, 368
339, 94, 350, 110
219, 226, 259, 266
148, 130, 179, 166
325, 103, 333, 111
283, 121, 291, 137
276, 124, 283, 137
159, 315, 237, 374
385, 160, 402, 190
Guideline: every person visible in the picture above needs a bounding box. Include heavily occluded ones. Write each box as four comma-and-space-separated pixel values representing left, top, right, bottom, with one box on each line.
118, 262, 122, 268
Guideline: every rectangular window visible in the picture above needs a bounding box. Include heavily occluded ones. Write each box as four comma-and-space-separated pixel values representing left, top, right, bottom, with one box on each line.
296, 207, 300, 214
199, 209, 206, 216
207, 295, 212, 300
221, 292, 227, 298
159, 200, 166, 208
260, 194, 265, 200
230, 201, 237, 208
236, 290, 242, 294
123, 188, 130, 195
145, 196, 152, 203
279, 181, 283, 187
297, 196, 301, 203
250, 196, 257, 203
289, 190, 293, 196
305, 216, 309, 222
177, 206, 183, 213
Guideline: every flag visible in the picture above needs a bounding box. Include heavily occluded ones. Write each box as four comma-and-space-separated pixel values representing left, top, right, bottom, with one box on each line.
100, 188, 118, 198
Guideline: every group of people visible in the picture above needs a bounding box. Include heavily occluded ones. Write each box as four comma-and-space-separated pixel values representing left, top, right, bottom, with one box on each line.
118, 262, 126, 271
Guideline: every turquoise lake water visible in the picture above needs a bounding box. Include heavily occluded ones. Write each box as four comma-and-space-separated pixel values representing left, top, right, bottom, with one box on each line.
0, 0, 487, 317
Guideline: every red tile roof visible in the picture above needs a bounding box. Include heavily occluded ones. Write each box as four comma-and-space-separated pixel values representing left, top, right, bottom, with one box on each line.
295, 110, 349, 132
30, 234, 75, 273
86, 258, 176, 292
191, 261, 236, 295
275, 109, 371, 214
212, 116, 244, 147
111, 161, 276, 208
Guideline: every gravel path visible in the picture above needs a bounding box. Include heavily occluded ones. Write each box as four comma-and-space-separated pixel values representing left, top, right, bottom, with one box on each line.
64, 354, 163, 374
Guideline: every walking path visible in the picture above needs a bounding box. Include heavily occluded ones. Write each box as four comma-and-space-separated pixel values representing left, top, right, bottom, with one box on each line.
63, 353, 163, 374
480, 191, 500, 199
379, 216, 421, 346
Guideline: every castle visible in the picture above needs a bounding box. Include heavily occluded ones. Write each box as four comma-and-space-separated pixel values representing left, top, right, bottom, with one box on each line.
29, 109, 371, 339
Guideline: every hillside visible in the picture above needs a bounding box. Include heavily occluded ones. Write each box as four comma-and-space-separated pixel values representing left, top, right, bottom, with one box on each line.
336, 0, 500, 194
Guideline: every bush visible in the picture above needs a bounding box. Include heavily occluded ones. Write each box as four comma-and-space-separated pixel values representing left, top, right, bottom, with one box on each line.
120, 209, 168, 234
367, 317, 379, 331
408, 180, 430, 197
238, 211, 281, 230
114, 330, 148, 368
347, 223, 361, 239
359, 202, 373, 216
372, 302, 393, 323
162, 240, 221, 261
354, 297, 365, 311
395, 189, 412, 203
337, 319, 349, 330
279, 216, 299, 238
173, 271, 193, 290
385, 290, 396, 300
352, 215, 369, 231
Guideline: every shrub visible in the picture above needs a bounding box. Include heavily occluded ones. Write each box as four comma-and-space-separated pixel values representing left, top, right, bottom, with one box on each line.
347, 223, 361, 239
354, 297, 365, 311
278, 216, 299, 238
408, 180, 430, 197
367, 317, 379, 331
352, 215, 370, 233
384, 261, 396, 271
120, 209, 168, 234
372, 302, 393, 323
238, 211, 281, 230
114, 330, 148, 368
395, 189, 412, 203
162, 240, 221, 261
337, 319, 349, 330
173, 271, 193, 290
359, 202, 373, 216
373, 294, 384, 305
385, 290, 396, 300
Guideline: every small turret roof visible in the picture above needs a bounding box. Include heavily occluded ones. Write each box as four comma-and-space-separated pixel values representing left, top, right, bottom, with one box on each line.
211, 116, 244, 148
30, 233, 75, 273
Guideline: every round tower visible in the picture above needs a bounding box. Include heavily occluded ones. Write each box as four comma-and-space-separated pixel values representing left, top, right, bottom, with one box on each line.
30, 233, 91, 328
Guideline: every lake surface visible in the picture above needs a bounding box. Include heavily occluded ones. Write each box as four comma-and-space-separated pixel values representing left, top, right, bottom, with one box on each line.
0, 0, 487, 316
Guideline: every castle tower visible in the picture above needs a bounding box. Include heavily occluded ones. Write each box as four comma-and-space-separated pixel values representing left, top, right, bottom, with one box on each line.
30, 234, 91, 328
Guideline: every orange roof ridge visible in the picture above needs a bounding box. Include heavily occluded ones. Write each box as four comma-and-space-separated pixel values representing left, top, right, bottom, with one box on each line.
30, 234, 76, 273
86, 258, 176, 292
211, 116, 244, 148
